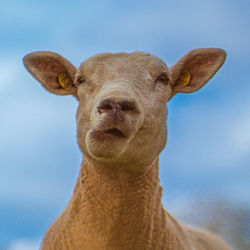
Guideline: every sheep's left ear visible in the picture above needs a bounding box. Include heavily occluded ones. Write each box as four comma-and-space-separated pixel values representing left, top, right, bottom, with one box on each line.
169, 48, 226, 99
23, 52, 77, 96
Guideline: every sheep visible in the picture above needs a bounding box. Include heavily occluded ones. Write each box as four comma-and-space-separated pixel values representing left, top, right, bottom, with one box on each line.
23, 48, 231, 250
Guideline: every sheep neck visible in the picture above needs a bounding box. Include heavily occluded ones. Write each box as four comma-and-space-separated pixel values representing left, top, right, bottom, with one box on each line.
60, 157, 191, 250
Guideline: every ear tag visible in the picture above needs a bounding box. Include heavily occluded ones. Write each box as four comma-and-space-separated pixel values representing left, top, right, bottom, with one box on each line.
177, 70, 191, 87
58, 73, 72, 89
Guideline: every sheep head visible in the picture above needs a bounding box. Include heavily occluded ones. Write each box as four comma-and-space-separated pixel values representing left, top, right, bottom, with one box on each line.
24, 49, 226, 171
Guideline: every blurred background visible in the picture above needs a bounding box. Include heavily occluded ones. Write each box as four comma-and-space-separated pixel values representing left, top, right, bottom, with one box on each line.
0, 0, 249, 249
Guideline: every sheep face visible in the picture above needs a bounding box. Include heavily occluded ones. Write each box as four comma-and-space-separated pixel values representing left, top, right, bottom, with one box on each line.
76, 53, 171, 169
24, 49, 226, 171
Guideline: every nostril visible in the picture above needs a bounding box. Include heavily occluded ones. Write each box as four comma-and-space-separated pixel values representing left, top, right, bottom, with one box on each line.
101, 103, 113, 110
120, 100, 136, 112
97, 99, 115, 114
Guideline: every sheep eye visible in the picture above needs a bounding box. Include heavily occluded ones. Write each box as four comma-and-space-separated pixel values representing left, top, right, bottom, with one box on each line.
77, 75, 86, 84
155, 73, 170, 85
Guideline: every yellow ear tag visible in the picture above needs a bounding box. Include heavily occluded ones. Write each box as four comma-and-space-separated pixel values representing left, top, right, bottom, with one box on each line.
177, 70, 191, 87
58, 73, 72, 90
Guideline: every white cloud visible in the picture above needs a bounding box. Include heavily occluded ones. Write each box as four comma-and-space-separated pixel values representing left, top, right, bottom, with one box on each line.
164, 96, 250, 171
92, 0, 249, 55
0, 96, 77, 148
8, 239, 41, 250
230, 115, 250, 158
0, 88, 79, 205
0, 59, 20, 93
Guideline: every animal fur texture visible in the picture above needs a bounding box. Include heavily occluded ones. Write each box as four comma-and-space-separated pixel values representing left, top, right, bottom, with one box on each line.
24, 49, 231, 250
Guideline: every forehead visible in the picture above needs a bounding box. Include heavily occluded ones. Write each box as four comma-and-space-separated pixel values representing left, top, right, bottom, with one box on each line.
79, 52, 169, 78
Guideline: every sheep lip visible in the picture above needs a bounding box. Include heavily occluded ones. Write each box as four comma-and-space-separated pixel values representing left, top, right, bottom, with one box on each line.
91, 128, 126, 139
104, 128, 125, 137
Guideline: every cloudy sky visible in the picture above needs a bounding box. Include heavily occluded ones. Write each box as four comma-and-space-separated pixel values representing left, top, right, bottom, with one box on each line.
0, 0, 249, 249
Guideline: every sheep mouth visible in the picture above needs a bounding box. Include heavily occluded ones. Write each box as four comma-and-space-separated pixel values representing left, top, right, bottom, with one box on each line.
104, 128, 125, 137
91, 128, 126, 139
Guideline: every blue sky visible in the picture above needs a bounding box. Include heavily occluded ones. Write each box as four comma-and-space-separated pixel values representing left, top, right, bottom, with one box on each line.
0, 0, 249, 249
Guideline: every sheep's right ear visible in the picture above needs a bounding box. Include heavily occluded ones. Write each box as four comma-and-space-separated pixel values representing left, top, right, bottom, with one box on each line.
23, 52, 77, 96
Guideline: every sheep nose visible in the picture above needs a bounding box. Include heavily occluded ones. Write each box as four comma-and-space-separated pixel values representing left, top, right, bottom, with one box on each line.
97, 98, 137, 114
